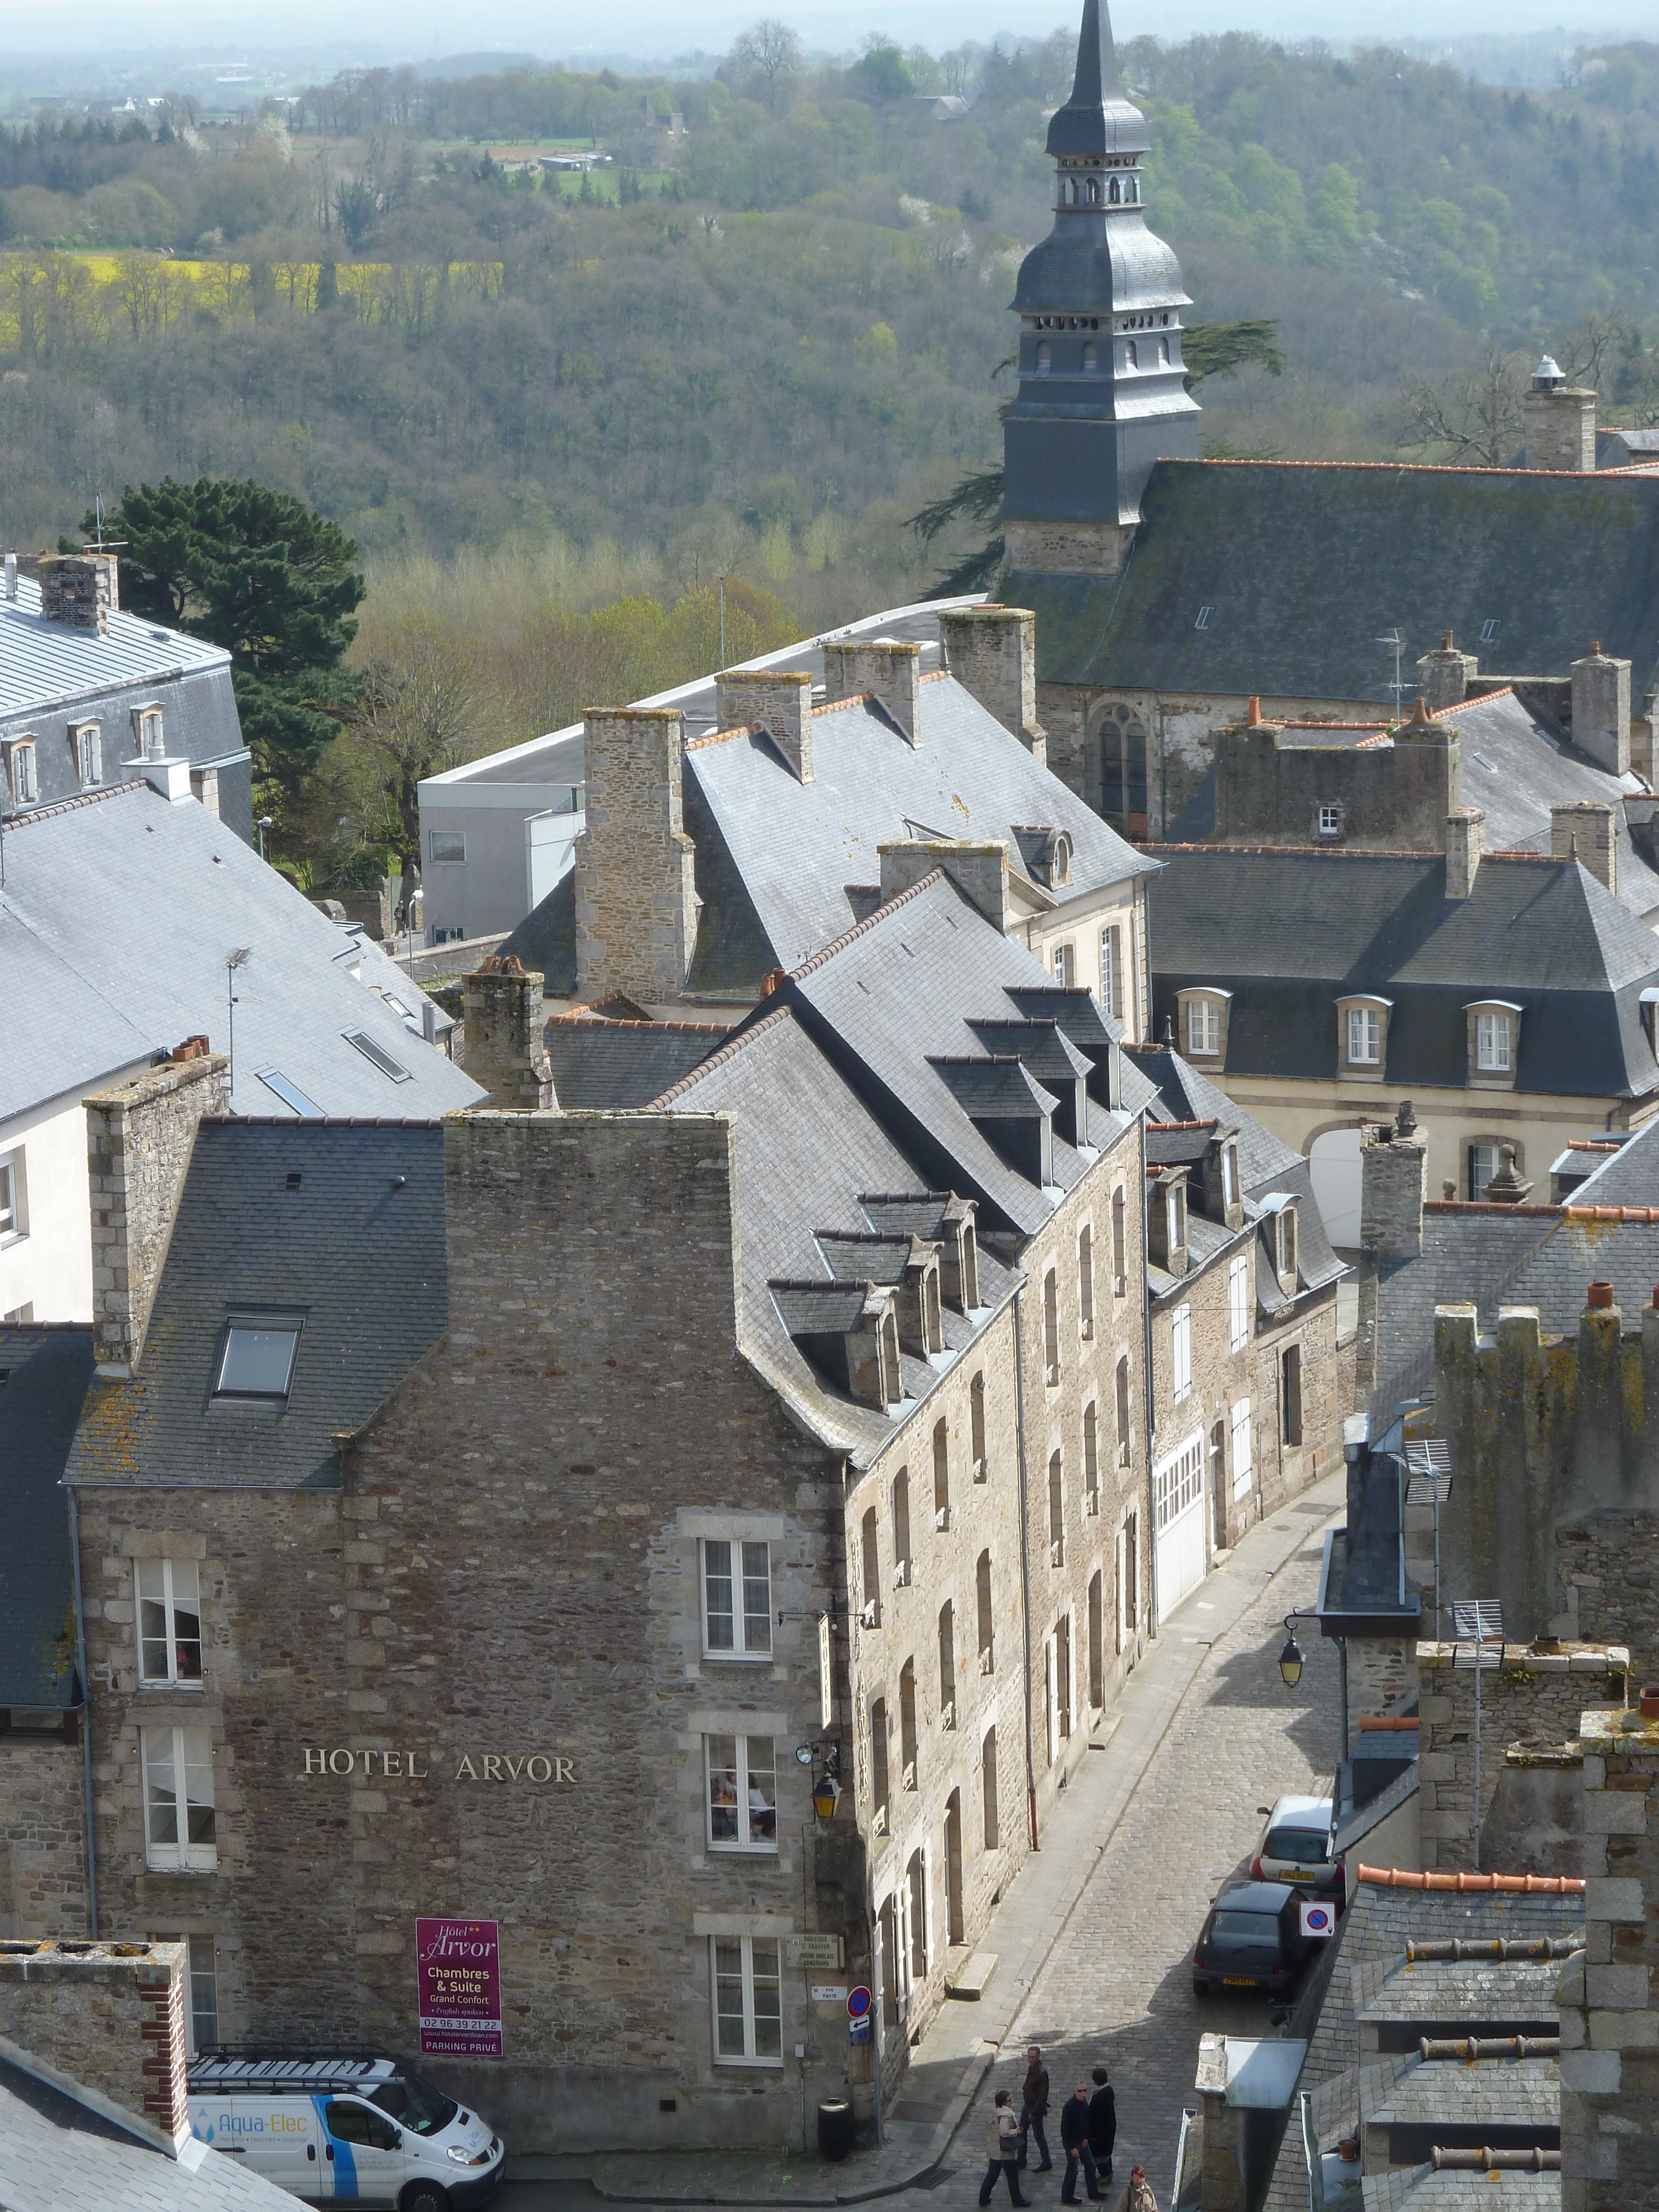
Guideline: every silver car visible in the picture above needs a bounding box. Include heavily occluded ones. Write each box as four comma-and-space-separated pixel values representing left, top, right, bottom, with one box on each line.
1250, 1793, 1342, 1895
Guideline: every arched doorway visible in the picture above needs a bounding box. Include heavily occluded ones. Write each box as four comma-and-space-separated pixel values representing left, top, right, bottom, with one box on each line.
1095, 702, 1149, 836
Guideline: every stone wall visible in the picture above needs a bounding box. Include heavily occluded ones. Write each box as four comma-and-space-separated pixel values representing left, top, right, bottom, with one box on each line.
1561, 1707, 1659, 2212
1212, 714, 1458, 852
1557, 1514, 1659, 1683
0, 1740, 88, 1937
0, 1938, 187, 2143
1347, 1637, 1416, 1725
938, 607, 1045, 757
1416, 1640, 1628, 1871
84, 1050, 228, 1373
574, 707, 699, 1006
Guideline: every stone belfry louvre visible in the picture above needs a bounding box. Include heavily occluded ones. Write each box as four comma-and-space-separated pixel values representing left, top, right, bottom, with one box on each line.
1003, 0, 1201, 575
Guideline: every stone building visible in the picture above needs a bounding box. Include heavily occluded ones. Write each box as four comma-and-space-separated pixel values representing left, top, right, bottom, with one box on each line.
1000, 7, 1659, 837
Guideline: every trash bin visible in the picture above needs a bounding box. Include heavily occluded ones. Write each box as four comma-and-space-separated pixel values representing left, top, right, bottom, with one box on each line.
818, 2098, 855, 2162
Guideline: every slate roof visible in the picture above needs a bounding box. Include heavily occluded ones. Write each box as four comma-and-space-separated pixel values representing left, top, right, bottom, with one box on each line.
0, 1326, 93, 1708
1562, 1112, 1659, 1208
645, 1005, 1019, 1465
1359, 2049, 1558, 2133
769, 871, 1142, 1240
66, 1121, 446, 1491
0, 780, 481, 1123
1167, 688, 1659, 927
0, 2049, 293, 2211
1260, 1878, 1582, 2212
545, 1014, 726, 1108
1013, 460, 1659, 705
1146, 848, 1659, 1100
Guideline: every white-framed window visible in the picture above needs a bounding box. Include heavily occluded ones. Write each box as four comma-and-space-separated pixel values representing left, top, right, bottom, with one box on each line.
213, 1318, 301, 1402
1228, 1254, 1250, 1352
1475, 1011, 1512, 1071
1171, 1303, 1192, 1401
1317, 802, 1342, 838
137, 1559, 204, 1687
153, 1932, 219, 2054
72, 719, 102, 786
133, 706, 165, 759
1221, 1145, 1239, 1212
1186, 998, 1219, 1056
702, 1538, 772, 1658
1346, 1005, 1381, 1065
0, 1149, 24, 1241
1154, 1432, 1203, 1531
1230, 1399, 1253, 1500
1276, 1205, 1298, 1284
5, 738, 38, 806
711, 1934, 783, 2065
429, 828, 466, 863
1468, 1141, 1502, 1201
1052, 943, 1071, 987
1099, 925, 1120, 1020
142, 1726, 216, 1872
706, 1735, 778, 1851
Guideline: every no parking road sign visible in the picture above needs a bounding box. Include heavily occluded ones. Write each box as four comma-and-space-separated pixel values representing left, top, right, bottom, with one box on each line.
1300, 1898, 1337, 1939
847, 1985, 873, 2045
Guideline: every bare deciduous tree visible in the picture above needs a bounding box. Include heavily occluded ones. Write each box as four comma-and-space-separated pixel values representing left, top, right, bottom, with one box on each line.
1397, 346, 1525, 466
728, 20, 803, 113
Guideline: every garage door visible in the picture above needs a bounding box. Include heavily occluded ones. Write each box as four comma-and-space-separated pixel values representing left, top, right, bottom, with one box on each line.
1154, 1430, 1207, 1622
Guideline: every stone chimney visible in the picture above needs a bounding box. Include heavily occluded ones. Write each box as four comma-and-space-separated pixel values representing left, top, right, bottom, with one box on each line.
85, 1045, 229, 1376
1523, 355, 1597, 472
0, 1938, 190, 2153
1444, 806, 1484, 899
189, 764, 220, 817
1571, 641, 1632, 776
38, 552, 115, 634
4, 549, 17, 601
1360, 1108, 1426, 1256
575, 706, 700, 1006
1418, 630, 1479, 712
878, 837, 1011, 932
463, 954, 553, 1109
938, 605, 1046, 760
822, 639, 922, 745
1552, 800, 1618, 896
714, 667, 813, 782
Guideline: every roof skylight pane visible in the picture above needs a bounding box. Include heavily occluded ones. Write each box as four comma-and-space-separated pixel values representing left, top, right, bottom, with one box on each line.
342, 1029, 412, 1083
256, 1068, 325, 1118
215, 1322, 300, 1400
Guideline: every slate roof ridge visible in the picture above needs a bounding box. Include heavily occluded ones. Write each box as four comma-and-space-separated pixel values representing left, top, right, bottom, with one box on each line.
0, 1319, 94, 1336
1139, 841, 1562, 864
1427, 1200, 1564, 1217
200, 1114, 446, 1129
643, 1001, 796, 1110
685, 721, 759, 753
921, 667, 951, 684
1564, 1204, 1659, 1223
812, 690, 875, 717
0, 777, 147, 831
547, 1012, 732, 1035
786, 867, 951, 980
1160, 456, 1654, 486
1430, 687, 1517, 719
1149, 1117, 1218, 1131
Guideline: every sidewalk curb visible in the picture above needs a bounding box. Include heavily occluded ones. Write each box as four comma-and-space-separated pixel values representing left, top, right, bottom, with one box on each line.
576, 1480, 1342, 2210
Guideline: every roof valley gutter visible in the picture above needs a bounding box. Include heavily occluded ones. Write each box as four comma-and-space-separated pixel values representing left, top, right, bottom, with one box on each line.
66, 1483, 98, 1939
1013, 1285, 1037, 1853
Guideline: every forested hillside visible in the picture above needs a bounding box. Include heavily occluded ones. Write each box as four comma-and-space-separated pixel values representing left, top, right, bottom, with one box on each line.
1, 30, 1657, 621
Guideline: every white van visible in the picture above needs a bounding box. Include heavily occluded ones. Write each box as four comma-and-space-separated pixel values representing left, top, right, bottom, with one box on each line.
186, 2049, 504, 2208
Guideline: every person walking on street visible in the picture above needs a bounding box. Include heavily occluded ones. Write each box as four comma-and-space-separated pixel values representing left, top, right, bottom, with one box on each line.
981, 2089, 1031, 2206
1088, 2068, 1117, 2184
1060, 2083, 1103, 2204
1018, 2046, 1052, 2172
1118, 2163, 1158, 2212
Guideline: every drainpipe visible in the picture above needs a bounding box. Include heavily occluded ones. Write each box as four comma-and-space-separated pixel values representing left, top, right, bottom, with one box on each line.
1140, 1110, 1160, 1637
1155, 693, 1167, 843
66, 1485, 99, 1938
1012, 1286, 1038, 1851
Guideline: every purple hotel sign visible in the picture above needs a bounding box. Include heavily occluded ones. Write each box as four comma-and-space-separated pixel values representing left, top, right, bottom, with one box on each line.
416, 1918, 503, 2057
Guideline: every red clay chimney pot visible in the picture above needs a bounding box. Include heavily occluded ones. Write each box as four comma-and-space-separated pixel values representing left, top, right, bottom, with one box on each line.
1588, 1281, 1615, 1309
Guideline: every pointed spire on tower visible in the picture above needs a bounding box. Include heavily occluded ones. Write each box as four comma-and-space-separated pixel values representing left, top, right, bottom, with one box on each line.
1047, 0, 1147, 158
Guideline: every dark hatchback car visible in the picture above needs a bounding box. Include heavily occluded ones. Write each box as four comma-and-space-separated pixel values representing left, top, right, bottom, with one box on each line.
1192, 1880, 1316, 1997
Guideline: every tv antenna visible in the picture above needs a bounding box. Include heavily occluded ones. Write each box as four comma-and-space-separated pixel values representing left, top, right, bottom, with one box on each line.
1452, 1598, 1504, 1871
1376, 629, 1413, 716
226, 947, 252, 1097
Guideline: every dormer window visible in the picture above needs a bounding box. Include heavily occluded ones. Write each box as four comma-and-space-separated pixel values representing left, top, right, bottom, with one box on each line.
1221, 1144, 1239, 1212
1316, 802, 1343, 840
1051, 831, 1072, 885
1276, 1204, 1298, 1287
132, 705, 165, 759
1177, 988, 1230, 1065
4, 738, 38, 807
72, 719, 102, 787
1166, 1182, 1186, 1253
1465, 1000, 1522, 1089
1337, 995, 1392, 1081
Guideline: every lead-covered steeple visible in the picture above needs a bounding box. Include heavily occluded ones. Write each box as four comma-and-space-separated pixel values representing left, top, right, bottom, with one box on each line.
1003, 0, 1200, 561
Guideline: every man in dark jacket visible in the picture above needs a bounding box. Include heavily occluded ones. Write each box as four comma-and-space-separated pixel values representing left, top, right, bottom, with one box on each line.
1018, 2046, 1052, 2171
1088, 2068, 1117, 2183
1060, 2083, 1103, 2203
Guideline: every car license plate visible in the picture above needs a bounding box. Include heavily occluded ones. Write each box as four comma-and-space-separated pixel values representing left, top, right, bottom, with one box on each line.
1223, 1976, 1255, 1987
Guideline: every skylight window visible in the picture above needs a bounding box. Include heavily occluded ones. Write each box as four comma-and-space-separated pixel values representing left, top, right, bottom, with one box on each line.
1471, 753, 1498, 773
1480, 619, 1501, 644
1193, 606, 1214, 631
256, 1068, 325, 1118
214, 1319, 301, 1401
343, 1029, 412, 1083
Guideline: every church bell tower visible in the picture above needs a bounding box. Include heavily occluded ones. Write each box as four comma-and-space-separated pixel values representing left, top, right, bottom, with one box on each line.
1003, 0, 1201, 575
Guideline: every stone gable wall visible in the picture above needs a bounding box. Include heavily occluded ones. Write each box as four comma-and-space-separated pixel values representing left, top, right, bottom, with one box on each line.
0, 1741, 88, 1937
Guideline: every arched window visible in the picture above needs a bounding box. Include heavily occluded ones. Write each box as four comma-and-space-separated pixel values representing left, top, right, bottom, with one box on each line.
981, 1726, 999, 1849
1086, 175, 1100, 205
1048, 1451, 1065, 1566
1035, 340, 1052, 371
869, 1698, 889, 1830
899, 1658, 918, 1788
932, 1418, 950, 1527
1098, 701, 1149, 831
1126, 175, 1139, 202
1125, 338, 1139, 370
1112, 1186, 1127, 1287
970, 1370, 987, 1479
976, 1550, 994, 1672
1157, 335, 1169, 366
938, 1601, 956, 1717
1082, 341, 1096, 371
1063, 175, 1076, 205
892, 1468, 911, 1584
861, 1507, 880, 1624
1115, 1355, 1131, 1464
1108, 176, 1120, 204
